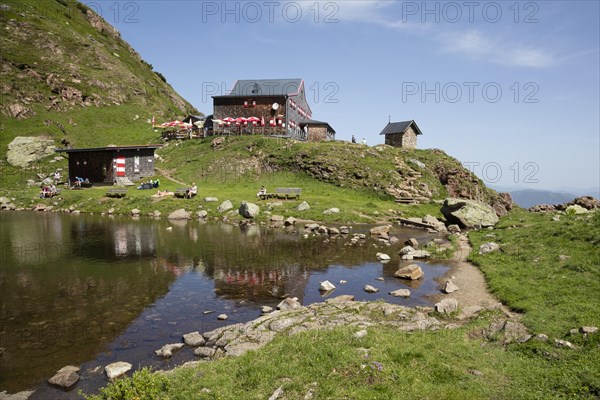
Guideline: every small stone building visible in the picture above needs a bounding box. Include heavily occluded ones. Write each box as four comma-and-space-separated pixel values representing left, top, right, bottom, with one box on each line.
379, 120, 423, 149
298, 120, 336, 142
55, 145, 161, 184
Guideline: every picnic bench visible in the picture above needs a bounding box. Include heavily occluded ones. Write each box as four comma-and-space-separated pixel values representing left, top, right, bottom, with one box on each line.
175, 188, 196, 198
274, 188, 301, 199
106, 188, 127, 198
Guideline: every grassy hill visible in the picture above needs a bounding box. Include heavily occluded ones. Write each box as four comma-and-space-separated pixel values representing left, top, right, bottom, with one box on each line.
0, 0, 199, 172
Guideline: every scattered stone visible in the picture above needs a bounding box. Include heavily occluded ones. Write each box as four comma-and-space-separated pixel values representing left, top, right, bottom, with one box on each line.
435, 298, 458, 315
389, 236, 400, 244
441, 198, 499, 228
558, 254, 570, 261
404, 238, 419, 248
339, 280, 348, 284
551, 215, 561, 221
363, 285, 379, 293
204, 197, 218, 202
375, 277, 385, 281
469, 369, 484, 377
325, 295, 355, 303
370, 225, 390, 237
565, 204, 589, 214
399, 245, 415, 255
217, 200, 233, 213
105, 362, 132, 379
239, 201, 260, 219
394, 264, 423, 280
284, 216, 296, 226
319, 280, 336, 292
217, 314, 228, 320
409, 158, 426, 169
339, 226, 350, 234
447, 224, 461, 234
183, 332, 205, 347
167, 209, 191, 220
197, 210, 208, 219
401, 254, 414, 260
194, 347, 216, 358
270, 215, 284, 223
261, 306, 273, 313
535, 333, 549, 342
479, 242, 500, 254
580, 326, 598, 334
353, 330, 368, 339
296, 201, 310, 211
323, 207, 340, 214
318, 225, 328, 234
555, 339, 575, 349
443, 280, 459, 294
48, 366, 80, 389
0, 390, 35, 400
502, 321, 529, 344
268, 386, 284, 400
150, 210, 161, 218
277, 297, 302, 310
328, 227, 340, 235
304, 223, 320, 231
376, 252, 390, 261
155, 343, 184, 358
411, 250, 430, 259
130, 208, 140, 216
389, 289, 411, 298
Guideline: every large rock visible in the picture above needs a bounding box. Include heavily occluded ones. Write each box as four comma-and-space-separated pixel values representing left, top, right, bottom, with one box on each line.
155, 343, 184, 358
7, 136, 55, 167
204, 197, 219, 203
435, 298, 459, 315
441, 198, 499, 228
183, 332, 205, 347
479, 242, 500, 255
319, 280, 336, 292
217, 200, 233, 213
239, 201, 260, 219
48, 366, 80, 389
389, 289, 411, 298
323, 207, 340, 214
277, 297, 302, 310
167, 209, 191, 220
284, 217, 296, 226
296, 201, 310, 211
105, 362, 132, 379
370, 225, 390, 237
443, 280, 459, 294
394, 264, 423, 280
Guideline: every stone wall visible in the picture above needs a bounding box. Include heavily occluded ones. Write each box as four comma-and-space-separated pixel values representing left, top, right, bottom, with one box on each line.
308, 126, 327, 142
401, 127, 418, 149
384, 126, 418, 149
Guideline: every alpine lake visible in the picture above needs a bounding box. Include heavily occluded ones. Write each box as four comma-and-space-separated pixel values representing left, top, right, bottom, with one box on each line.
0, 211, 453, 399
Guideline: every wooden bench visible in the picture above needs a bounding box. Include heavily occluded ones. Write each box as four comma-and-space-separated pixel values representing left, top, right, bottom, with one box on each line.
106, 188, 127, 198
274, 188, 302, 199
175, 188, 197, 198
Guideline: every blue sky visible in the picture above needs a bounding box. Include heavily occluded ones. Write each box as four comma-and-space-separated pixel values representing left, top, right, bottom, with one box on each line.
87, 1, 599, 193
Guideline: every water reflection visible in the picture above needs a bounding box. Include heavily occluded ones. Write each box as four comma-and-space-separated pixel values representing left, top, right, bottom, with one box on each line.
0, 212, 446, 397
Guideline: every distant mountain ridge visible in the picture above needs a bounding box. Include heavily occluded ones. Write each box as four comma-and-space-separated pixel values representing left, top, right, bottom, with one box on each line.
510, 189, 579, 209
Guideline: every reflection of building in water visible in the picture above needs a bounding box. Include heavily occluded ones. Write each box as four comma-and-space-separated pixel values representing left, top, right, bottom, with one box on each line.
152, 256, 206, 277
70, 218, 157, 260
213, 262, 310, 303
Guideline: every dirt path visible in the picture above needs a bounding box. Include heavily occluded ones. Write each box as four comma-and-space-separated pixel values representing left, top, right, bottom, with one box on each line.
155, 168, 188, 186
433, 235, 514, 316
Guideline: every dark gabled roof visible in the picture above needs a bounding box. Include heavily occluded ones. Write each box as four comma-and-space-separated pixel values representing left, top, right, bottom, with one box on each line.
379, 120, 423, 136
55, 145, 162, 153
299, 119, 336, 134
182, 115, 204, 123
214, 79, 304, 98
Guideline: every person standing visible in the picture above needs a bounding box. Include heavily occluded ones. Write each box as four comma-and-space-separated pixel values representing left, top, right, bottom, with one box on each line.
351, 135, 356, 144
361, 138, 367, 145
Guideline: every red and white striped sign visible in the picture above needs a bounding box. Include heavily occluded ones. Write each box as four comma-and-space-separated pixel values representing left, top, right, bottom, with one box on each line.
116, 157, 126, 177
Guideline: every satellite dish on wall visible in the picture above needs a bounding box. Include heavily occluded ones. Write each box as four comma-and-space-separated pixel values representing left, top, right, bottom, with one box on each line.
272, 103, 279, 110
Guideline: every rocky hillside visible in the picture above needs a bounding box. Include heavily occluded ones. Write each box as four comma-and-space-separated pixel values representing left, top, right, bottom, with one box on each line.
0, 0, 199, 151
159, 136, 513, 215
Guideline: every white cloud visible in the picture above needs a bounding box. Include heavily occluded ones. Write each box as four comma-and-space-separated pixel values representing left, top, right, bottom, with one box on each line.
437, 30, 558, 68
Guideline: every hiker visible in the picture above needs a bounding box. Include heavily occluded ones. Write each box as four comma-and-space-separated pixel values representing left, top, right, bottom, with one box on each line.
53, 170, 61, 184
351, 135, 356, 144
